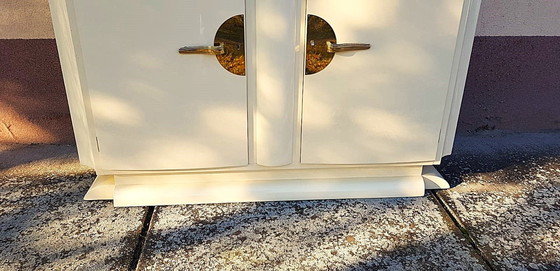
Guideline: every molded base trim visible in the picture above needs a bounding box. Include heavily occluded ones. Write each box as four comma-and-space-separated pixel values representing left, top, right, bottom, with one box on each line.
113, 176, 425, 207
84, 165, 450, 207
83, 175, 114, 200
422, 165, 451, 189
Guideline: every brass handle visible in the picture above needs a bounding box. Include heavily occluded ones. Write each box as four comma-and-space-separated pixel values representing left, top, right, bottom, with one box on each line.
327, 41, 371, 53
178, 43, 224, 55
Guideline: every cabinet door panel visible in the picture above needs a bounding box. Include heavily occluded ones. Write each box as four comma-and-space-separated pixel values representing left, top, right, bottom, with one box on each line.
72, 0, 248, 170
301, 0, 464, 164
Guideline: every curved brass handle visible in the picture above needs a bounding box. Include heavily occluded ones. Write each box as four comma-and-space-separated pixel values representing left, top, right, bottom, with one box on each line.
178, 43, 224, 55
327, 41, 371, 53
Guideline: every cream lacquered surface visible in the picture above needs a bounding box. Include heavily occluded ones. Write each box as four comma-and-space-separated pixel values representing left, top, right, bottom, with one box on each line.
50, 0, 480, 206
254, 0, 300, 166
49, 0, 96, 167
71, 0, 248, 170
301, 0, 465, 164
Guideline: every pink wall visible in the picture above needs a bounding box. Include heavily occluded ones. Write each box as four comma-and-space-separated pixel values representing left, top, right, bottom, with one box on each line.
1, 0, 559, 144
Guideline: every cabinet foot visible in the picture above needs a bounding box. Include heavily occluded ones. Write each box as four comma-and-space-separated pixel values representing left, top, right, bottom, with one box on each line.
422, 165, 451, 189
84, 175, 114, 200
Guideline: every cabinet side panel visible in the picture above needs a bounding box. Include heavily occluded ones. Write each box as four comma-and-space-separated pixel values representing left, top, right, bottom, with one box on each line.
48, 0, 95, 167
442, 0, 482, 156
435, 0, 471, 162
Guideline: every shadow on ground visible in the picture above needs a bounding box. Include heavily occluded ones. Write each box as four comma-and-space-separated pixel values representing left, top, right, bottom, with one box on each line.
0, 144, 146, 270
138, 196, 487, 270
435, 132, 560, 270
437, 131, 560, 188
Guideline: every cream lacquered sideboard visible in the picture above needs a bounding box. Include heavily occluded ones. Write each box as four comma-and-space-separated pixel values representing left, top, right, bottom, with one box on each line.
49, 0, 481, 206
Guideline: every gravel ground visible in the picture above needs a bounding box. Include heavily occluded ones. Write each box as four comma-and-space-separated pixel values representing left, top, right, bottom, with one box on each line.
0, 145, 146, 271
0, 131, 558, 270
437, 132, 560, 270
139, 197, 486, 271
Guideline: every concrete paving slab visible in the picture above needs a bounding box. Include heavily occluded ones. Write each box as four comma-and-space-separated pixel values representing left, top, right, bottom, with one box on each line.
140, 196, 488, 270
0, 144, 146, 271
437, 132, 560, 270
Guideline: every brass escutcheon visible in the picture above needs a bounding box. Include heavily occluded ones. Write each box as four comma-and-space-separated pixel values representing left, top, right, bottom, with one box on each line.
306, 14, 336, 75
214, 15, 245, 76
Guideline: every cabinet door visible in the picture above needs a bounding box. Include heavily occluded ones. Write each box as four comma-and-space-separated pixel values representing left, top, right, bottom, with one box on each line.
301, 0, 464, 164
72, 0, 248, 170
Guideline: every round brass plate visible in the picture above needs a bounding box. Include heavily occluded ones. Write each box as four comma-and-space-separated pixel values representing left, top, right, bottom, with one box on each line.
306, 15, 336, 75
214, 15, 245, 76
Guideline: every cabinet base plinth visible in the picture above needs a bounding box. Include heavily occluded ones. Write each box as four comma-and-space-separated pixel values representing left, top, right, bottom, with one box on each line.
422, 165, 451, 189
83, 175, 114, 200
84, 166, 450, 207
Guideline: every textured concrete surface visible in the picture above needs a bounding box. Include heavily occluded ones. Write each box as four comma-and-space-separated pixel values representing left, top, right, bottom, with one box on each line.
457, 36, 560, 133
437, 132, 560, 270
0, 0, 54, 39
0, 39, 73, 144
476, 0, 560, 36
4, 0, 560, 39
139, 197, 487, 270
0, 144, 146, 270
